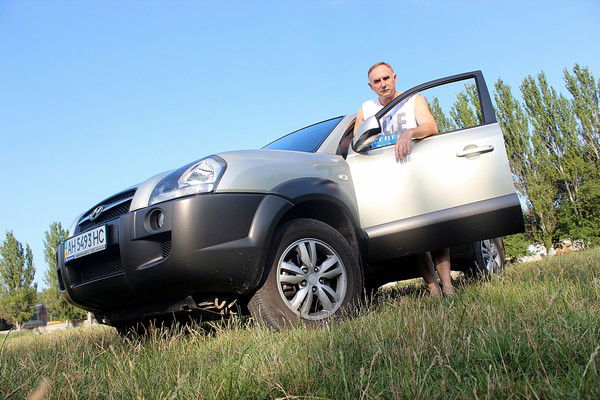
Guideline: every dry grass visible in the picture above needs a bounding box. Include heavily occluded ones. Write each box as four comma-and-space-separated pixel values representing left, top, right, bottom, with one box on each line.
1, 248, 599, 399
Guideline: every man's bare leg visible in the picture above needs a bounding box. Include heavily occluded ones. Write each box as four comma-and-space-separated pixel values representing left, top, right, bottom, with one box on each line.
416, 253, 441, 297
431, 248, 455, 296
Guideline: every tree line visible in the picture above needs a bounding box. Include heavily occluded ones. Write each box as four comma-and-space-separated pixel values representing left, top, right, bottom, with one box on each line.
0, 223, 84, 327
1, 64, 598, 325
496, 65, 599, 254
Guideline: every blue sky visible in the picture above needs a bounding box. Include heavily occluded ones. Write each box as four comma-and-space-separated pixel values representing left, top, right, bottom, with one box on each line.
1, 0, 599, 289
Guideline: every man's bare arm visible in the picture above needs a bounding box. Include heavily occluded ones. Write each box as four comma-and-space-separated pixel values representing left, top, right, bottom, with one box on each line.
411, 94, 439, 138
395, 94, 439, 159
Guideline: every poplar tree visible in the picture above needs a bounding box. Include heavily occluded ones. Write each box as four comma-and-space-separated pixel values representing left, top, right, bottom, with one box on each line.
494, 66, 598, 248
493, 79, 548, 243
561, 65, 600, 241
525, 152, 559, 247
493, 79, 531, 198
42, 222, 84, 321
0, 232, 37, 327
450, 83, 481, 128
521, 72, 585, 222
428, 97, 456, 133
563, 64, 600, 163
465, 83, 483, 124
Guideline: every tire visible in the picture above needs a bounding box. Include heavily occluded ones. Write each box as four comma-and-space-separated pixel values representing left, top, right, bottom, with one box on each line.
114, 321, 148, 338
248, 218, 363, 330
467, 237, 505, 278
113, 319, 165, 338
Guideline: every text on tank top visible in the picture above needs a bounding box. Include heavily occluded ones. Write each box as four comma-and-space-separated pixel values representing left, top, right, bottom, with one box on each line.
361, 95, 417, 149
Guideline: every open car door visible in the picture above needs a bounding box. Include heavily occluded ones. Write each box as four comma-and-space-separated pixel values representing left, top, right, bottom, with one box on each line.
346, 71, 524, 263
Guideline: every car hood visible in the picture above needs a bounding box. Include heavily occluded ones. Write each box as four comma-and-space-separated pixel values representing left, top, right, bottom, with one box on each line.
215, 149, 350, 193
130, 149, 351, 210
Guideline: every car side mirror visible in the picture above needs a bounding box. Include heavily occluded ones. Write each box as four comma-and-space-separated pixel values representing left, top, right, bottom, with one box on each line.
352, 116, 381, 153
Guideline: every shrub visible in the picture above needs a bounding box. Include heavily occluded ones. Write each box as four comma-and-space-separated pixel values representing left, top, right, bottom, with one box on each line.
503, 233, 530, 258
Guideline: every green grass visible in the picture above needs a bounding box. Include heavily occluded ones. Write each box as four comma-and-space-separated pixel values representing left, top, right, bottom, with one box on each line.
2, 248, 599, 399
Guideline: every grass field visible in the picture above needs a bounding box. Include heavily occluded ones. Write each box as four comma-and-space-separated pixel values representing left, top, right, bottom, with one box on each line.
2, 248, 599, 399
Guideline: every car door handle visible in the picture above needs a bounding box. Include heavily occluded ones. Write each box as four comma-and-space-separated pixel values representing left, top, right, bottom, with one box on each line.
456, 145, 495, 157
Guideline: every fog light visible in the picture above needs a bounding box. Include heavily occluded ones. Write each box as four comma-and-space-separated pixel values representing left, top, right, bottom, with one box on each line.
149, 209, 165, 230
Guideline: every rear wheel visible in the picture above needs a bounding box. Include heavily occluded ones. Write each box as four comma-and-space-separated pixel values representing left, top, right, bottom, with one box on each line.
248, 218, 363, 330
467, 237, 505, 277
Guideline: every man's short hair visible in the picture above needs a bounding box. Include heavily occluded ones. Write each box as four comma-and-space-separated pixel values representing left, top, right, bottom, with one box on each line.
367, 62, 394, 78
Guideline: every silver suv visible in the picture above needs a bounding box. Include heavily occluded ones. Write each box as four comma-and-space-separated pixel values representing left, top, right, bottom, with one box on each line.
57, 71, 524, 330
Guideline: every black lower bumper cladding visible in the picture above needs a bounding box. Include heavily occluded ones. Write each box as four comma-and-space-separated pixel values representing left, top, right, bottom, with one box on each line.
57, 193, 293, 315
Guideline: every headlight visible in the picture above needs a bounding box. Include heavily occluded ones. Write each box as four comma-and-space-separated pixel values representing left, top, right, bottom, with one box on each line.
149, 156, 227, 205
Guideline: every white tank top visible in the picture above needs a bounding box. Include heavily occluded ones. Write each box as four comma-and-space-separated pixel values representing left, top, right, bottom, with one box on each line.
361, 95, 417, 148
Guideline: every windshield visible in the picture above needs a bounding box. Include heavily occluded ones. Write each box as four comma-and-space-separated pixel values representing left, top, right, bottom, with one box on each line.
262, 117, 343, 152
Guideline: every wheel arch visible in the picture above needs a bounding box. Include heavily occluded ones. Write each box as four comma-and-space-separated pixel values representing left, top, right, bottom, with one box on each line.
278, 199, 359, 250
271, 178, 365, 256
247, 178, 367, 297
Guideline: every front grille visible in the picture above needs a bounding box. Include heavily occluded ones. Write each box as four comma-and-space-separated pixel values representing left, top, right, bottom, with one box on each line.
76, 189, 136, 234
68, 246, 123, 285
77, 201, 132, 233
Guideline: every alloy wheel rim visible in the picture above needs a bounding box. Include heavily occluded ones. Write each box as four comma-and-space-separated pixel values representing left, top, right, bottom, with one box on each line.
481, 239, 501, 272
276, 238, 347, 320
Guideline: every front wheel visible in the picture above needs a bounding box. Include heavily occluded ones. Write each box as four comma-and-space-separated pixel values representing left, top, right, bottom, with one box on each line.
113, 320, 149, 338
248, 218, 363, 330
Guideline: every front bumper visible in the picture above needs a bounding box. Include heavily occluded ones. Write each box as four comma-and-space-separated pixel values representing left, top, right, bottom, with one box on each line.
57, 193, 292, 317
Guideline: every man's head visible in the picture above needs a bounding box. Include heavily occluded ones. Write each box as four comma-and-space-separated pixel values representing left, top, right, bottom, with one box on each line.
367, 62, 398, 102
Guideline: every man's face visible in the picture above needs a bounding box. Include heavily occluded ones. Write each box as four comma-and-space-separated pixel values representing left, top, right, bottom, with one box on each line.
368, 65, 397, 100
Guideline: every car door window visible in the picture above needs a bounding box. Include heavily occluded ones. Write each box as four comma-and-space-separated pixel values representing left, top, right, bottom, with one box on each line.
423, 78, 484, 133
371, 77, 486, 149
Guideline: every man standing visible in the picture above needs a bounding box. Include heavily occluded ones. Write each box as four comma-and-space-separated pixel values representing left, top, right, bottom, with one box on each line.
355, 62, 455, 297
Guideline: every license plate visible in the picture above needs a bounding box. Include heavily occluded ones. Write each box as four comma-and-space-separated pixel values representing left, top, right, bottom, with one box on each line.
64, 225, 107, 262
